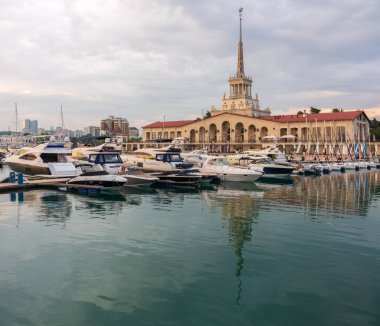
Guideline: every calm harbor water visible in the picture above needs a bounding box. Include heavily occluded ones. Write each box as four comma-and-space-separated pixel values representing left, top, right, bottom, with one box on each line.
0, 165, 380, 326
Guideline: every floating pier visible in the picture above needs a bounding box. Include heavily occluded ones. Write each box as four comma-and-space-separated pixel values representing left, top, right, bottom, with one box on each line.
0, 177, 103, 194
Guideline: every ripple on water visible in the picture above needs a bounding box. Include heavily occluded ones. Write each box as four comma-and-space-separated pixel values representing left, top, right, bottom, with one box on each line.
0, 170, 380, 325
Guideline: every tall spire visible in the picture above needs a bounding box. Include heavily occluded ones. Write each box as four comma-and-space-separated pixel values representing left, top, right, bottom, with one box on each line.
237, 7, 244, 77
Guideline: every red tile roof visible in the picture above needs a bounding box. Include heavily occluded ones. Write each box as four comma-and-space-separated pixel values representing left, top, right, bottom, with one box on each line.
259, 110, 366, 123
143, 119, 199, 129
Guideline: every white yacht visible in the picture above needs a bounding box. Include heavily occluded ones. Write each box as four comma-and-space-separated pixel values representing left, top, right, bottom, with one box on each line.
181, 149, 209, 165
200, 157, 262, 183
67, 164, 128, 189
5, 137, 78, 177
122, 146, 193, 172
85, 151, 124, 175
242, 147, 288, 164
71, 138, 122, 161
74, 152, 158, 187
236, 156, 294, 178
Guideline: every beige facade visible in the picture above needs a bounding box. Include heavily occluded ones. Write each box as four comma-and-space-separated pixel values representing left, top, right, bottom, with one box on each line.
142, 9, 372, 153
143, 111, 370, 145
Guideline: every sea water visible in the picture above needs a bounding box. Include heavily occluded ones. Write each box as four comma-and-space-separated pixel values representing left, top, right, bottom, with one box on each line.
0, 165, 379, 325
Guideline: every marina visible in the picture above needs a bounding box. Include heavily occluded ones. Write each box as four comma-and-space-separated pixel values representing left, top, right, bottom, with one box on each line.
1, 2, 380, 325
1, 163, 380, 325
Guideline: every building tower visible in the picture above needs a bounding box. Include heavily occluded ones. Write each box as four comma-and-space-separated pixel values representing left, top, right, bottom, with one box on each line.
216, 8, 270, 117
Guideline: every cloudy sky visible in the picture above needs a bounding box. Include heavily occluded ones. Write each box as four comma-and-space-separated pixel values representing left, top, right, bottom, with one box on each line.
0, 0, 379, 131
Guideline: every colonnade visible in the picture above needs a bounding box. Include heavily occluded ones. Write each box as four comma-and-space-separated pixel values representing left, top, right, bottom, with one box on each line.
145, 123, 369, 144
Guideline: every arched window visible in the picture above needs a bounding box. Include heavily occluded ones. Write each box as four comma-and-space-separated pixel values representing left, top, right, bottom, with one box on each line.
222, 121, 230, 142
235, 122, 244, 143
209, 124, 217, 142
248, 125, 256, 143
199, 127, 206, 143
260, 127, 268, 139
190, 129, 196, 143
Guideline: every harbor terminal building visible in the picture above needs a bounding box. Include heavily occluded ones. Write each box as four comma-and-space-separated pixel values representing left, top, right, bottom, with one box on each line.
141, 9, 373, 156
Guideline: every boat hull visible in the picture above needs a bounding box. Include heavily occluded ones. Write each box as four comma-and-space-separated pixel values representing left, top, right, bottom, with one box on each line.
67, 175, 127, 188
211, 172, 261, 183
123, 175, 158, 187
6, 162, 50, 175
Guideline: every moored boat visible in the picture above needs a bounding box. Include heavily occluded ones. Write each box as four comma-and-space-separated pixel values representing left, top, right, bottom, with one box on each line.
122, 146, 193, 172
200, 157, 262, 183
234, 156, 294, 178
4, 137, 78, 177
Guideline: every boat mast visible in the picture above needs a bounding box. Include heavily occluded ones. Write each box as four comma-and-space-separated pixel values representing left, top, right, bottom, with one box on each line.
60, 105, 65, 139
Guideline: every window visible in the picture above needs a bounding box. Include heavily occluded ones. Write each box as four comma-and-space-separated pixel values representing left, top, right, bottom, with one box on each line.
156, 154, 164, 161
169, 154, 182, 162
16, 149, 29, 156
40, 153, 59, 163
89, 154, 104, 164
104, 154, 122, 163
20, 153, 37, 161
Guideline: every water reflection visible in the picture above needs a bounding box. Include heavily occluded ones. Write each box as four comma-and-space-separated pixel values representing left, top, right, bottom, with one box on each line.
13, 191, 73, 226
63, 190, 130, 219
2, 190, 130, 226
200, 183, 263, 304
263, 172, 380, 219
0, 170, 379, 318
200, 171, 380, 304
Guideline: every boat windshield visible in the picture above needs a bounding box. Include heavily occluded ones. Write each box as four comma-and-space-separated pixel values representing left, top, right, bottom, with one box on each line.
217, 159, 230, 166
40, 153, 68, 163
208, 159, 230, 166
254, 158, 275, 164
156, 154, 182, 163
89, 154, 122, 164
103, 154, 123, 163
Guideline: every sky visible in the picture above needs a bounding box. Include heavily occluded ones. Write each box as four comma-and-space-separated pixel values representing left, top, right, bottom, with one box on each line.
0, 0, 379, 131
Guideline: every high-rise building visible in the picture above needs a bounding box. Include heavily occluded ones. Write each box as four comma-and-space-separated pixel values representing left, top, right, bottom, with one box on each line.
22, 119, 30, 130
100, 116, 129, 136
85, 126, 100, 137
22, 119, 31, 134
30, 120, 38, 134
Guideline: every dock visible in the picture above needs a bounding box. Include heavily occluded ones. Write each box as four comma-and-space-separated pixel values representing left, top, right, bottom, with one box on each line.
0, 178, 103, 194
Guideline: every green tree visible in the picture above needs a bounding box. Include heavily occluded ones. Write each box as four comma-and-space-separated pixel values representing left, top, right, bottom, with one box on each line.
370, 118, 380, 141
297, 110, 304, 115
332, 108, 340, 113
204, 110, 211, 118
310, 107, 321, 114
70, 137, 79, 148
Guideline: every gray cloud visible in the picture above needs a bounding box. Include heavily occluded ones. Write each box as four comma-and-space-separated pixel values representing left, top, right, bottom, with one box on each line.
0, 0, 379, 130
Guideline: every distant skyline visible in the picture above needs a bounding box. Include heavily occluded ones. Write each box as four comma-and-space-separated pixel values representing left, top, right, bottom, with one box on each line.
1, 0, 379, 131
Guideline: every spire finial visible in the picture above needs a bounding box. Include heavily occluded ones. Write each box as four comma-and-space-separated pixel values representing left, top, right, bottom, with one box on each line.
237, 8, 244, 77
